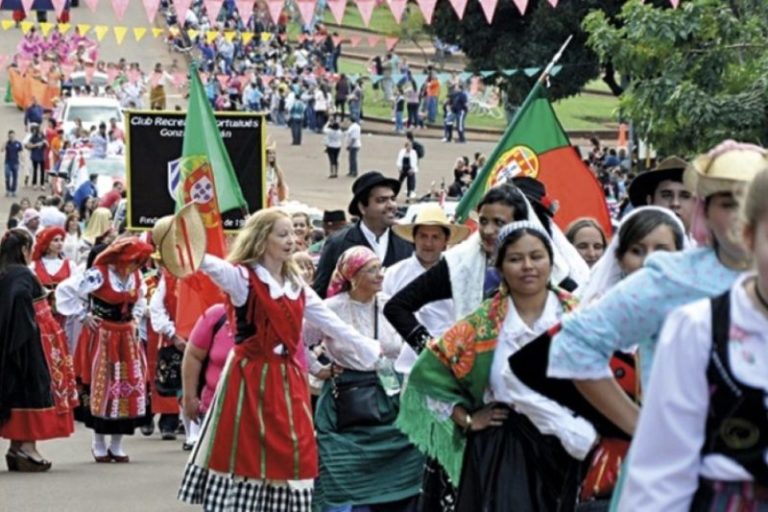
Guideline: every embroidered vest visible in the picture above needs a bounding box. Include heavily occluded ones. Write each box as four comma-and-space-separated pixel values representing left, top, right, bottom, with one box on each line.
90, 265, 142, 322
33, 258, 71, 288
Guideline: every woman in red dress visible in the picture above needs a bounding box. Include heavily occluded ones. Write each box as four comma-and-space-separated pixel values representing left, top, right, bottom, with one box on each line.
177, 208, 384, 512
74, 237, 153, 463
0, 229, 77, 472
32, 226, 72, 328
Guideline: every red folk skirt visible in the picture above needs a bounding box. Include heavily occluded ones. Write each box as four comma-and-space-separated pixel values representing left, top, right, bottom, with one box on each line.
188, 346, 317, 480
0, 300, 76, 440
74, 320, 147, 421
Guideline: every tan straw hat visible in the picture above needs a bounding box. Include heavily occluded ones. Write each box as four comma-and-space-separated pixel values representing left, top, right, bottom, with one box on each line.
152, 203, 207, 278
684, 140, 768, 198
392, 203, 470, 245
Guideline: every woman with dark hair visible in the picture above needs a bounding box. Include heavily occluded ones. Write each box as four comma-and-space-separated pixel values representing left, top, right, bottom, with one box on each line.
7, 202, 22, 230
398, 221, 593, 511
566, 218, 607, 268
0, 229, 75, 472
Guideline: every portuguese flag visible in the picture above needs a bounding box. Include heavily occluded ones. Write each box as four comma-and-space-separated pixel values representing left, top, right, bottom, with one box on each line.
455, 81, 612, 236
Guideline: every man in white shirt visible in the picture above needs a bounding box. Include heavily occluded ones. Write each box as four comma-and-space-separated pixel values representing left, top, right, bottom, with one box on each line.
344, 119, 362, 177
383, 203, 469, 372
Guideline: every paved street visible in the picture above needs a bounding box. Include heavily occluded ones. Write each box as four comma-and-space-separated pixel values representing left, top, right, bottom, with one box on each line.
0, 2, 499, 511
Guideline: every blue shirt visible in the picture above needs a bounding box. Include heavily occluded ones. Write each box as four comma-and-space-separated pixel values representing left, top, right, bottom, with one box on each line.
548, 248, 740, 390
24, 104, 44, 126
73, 180, 98, 209
4, 140, 22, 164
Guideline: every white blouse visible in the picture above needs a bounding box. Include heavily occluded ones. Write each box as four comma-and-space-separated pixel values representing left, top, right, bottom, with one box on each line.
149, 276, 175, 338
78, 265, 147, 324
321, 292, 402, 371
35, 256, 66, 277
493, 293, 598, 461
62, 233, 82, 265
200, 255, 381, 353
618, 273, 768, 512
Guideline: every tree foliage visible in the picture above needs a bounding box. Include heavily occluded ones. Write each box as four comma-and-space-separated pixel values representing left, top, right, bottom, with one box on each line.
584, 0, 768, 155
429, 0, 625, 104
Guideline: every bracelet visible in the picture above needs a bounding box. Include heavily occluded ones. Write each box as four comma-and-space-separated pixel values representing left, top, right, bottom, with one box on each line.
463, 413, 472, 433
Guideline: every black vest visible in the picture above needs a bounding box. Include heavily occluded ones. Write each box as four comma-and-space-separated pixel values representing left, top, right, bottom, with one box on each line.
701, 292, 768, 485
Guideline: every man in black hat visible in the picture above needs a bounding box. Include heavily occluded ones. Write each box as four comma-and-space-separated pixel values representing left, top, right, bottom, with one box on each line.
313, 171, 414, 298
308, 210, 348, 257
626, 156, 694, 230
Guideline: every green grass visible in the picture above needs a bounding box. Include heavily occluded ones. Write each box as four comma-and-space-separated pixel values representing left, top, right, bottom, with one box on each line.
339, 59, 618, 132
322, 5, 424, 35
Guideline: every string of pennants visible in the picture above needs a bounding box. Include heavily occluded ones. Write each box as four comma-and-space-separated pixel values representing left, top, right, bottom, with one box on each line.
11, 0, 684, 28
4, 19, 405, 49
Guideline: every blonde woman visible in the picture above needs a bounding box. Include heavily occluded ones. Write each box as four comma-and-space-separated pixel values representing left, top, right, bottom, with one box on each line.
178, 208, 384, 512
79, 207, 114, 262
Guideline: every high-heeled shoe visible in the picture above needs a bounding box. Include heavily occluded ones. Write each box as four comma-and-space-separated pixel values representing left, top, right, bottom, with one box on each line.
107, 449, 129, 463
6, 449, 52, 472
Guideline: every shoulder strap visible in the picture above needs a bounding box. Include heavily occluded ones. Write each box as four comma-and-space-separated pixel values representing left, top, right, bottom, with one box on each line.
710, 291, 731, 363
212, 312, 227, 337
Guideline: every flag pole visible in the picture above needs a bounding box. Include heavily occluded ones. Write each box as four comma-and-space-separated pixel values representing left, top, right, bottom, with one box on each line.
454, 36, 574, 223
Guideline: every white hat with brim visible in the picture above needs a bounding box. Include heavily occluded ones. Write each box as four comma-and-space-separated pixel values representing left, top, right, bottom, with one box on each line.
392, 203, 470, 245
152, 203, 207, 278
684, 142, 768, 199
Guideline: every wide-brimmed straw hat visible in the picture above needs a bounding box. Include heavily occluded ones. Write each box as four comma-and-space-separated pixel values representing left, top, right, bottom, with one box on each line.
152, 203, 207, 278
684, 140, 768, 198
392, 203, 470, 245
628, 156, 688, 206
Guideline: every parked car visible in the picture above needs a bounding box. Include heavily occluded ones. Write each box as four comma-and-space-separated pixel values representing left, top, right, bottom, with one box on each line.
58, 97, 123, 137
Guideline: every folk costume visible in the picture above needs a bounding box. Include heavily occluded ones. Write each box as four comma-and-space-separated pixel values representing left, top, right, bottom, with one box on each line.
312, 247, 424, 510
74, 238, 152, 441
32, 226, 73, 328
619, 273, 768, 511
0, 264, 76, 442
178, 255, 387, 512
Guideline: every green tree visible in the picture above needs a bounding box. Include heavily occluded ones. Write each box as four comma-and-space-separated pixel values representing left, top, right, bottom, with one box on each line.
429, 0, 625, 104
584, 0, 768, 155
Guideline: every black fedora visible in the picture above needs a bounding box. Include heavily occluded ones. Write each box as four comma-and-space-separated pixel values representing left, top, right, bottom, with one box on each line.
628, 156, 688, 207
348, 171, 401, 217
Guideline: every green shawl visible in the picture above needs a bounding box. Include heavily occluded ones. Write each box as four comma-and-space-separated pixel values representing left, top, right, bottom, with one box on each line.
396, 287, 577, 484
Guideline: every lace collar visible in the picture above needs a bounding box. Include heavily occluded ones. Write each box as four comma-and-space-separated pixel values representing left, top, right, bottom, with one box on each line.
251, 263, 302, 300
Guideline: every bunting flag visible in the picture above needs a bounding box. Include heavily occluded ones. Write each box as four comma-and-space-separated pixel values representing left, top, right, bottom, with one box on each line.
332, 34, 343, 46
267, 0, 284, 23
52, 0, 67, 17
142, 0, 161, 23
94, 25, 109, 41
235, 0, 254, 23
133, 26, 147, 42
1, 20, 13, 30
111, 0, 130, 21
547, 0, 558, 5
224, 30, 236, 42
206, 30, 218, 43
187, 28, 199, 40
242, 32, 254, 44
356, 0, 375, 27
76, 23, 91, 35
39, 22, 55, 36
21, 0, 34, 14
366, 34, 379, 47
512, 0, 528, 15
349, 34, 361, 47
59, 22, 71, 33
113, 26, 128, 44
83, 0, 99, 12
454, 80, 612, 235
152, 27, 165, 37
448, 0, 468, 19
670, 0, 679, 6
385, 36, 398, 51
203, 0, 224, 21
415, 0, 437, 24
174, 0, 192, 25
297, 0, 316, 25
387, 0, 407, 24
326, 0, 346, 24
478, 0, 498, 23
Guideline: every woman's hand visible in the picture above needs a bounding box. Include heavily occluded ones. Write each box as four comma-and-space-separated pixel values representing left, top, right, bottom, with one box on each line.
83, 313, 101, 331
468, 404, 510, 432
172, 335, 187, 351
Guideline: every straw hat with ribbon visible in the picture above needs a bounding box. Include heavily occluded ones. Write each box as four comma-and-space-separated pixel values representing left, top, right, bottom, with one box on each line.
392, 203, 470, 245
684, 140, 768, 198
152, 203, 207, 278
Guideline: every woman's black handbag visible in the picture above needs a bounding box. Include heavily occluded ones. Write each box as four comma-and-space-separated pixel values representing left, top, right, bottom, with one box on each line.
156, 345, 183, 397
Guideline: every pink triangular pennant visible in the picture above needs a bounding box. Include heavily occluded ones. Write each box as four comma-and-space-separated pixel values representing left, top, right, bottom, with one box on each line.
356, 0, 375, 27
349, 35, 361, 47
84, 66, 96, 83
174, 0, 192, 25
477, 0, 498, 23
385, 36, 398, 51
313, 33, 325, 43
366, 35, 379, 47
21, 0, 34, 14
83, 0, 99, 11
387, 0, 407, 23
51, 0, 67, 17
267, 0, 284, 23
142, 0, 161, 23
332, 34, 343, 46
415, 0, 437, 24
547, 0, 558, 6
261, 75, 274, 86
204, 0, 223, 20
297, 0, 316, 25
512, 0, 528, 15
326, 0, 346, 24
107, 68, 119, 82
216, 74, 229, 88
670, 0, 680, 6
448, 0, 467, 19
236, 0, 254, 22
111, 0, 130, 21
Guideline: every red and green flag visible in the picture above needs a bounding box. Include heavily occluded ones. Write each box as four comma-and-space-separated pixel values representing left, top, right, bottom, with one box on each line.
455, 81, 612, 236
173, 66, 247, 337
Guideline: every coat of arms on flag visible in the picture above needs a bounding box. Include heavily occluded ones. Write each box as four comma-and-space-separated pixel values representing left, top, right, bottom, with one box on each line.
489, 145, 540, 186
167, 158, 181, 200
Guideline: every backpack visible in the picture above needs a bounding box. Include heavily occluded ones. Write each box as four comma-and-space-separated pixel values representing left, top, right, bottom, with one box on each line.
413, 140, 425, 159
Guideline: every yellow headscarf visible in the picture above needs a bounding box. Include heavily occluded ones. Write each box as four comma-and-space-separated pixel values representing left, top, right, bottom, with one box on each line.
82, 207, 113, 245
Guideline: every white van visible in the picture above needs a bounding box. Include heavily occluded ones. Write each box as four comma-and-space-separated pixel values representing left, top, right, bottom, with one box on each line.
59, 97, 123, 137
